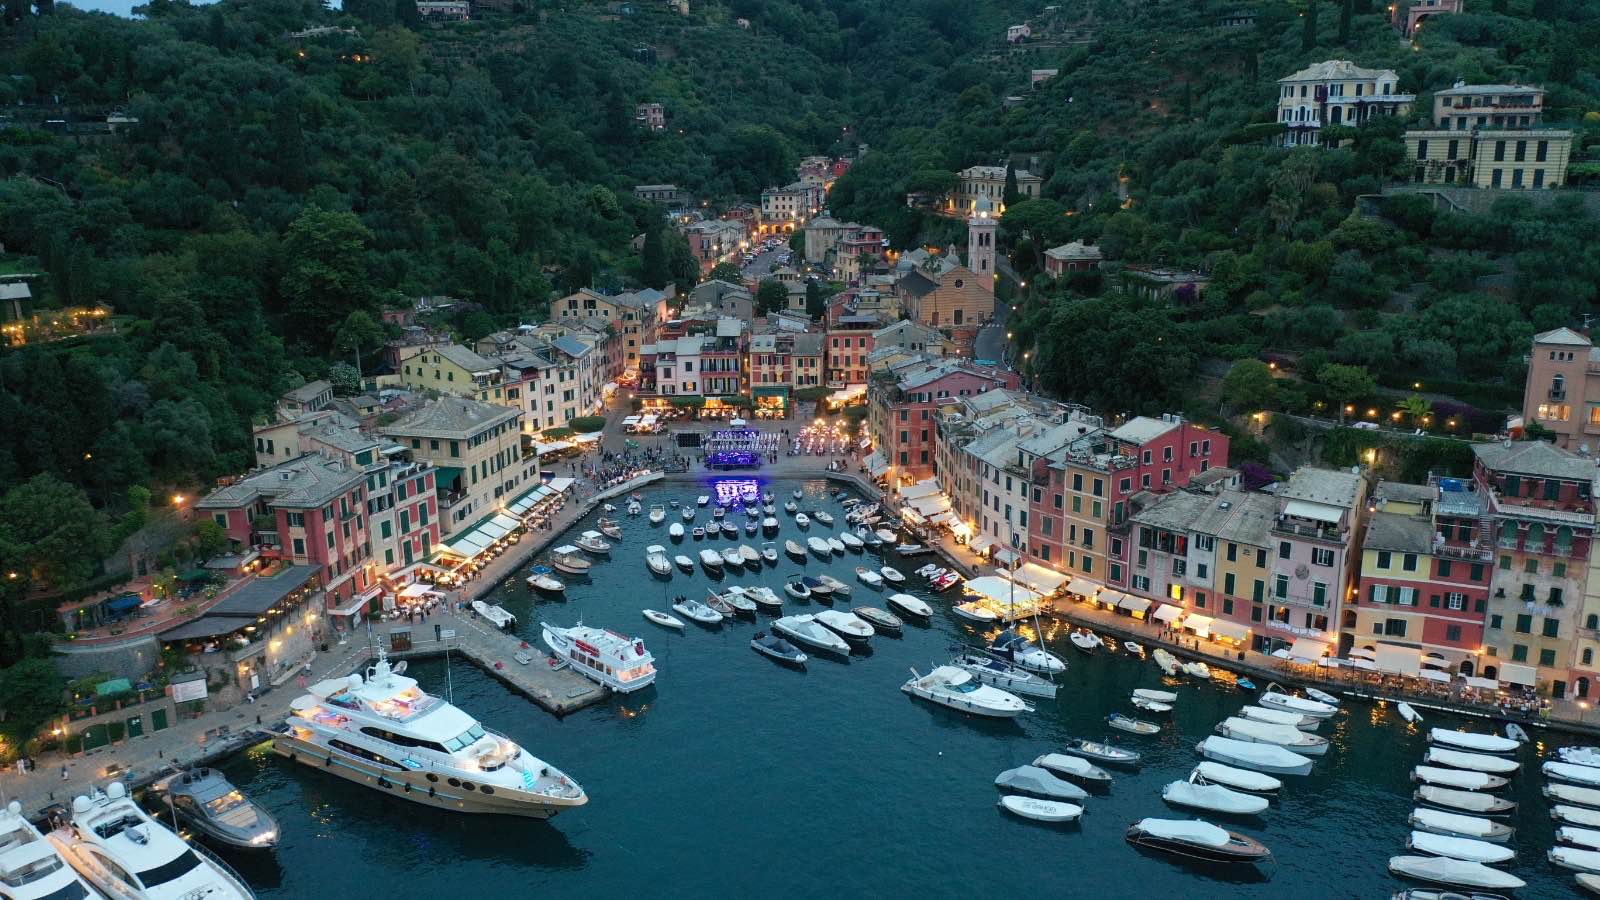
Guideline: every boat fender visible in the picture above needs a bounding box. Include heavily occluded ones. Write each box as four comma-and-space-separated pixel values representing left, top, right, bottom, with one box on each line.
288, 752, 296, 761
429, 785, 437, 798
324, 755, 333, 767
378, 777, 389, 789
404, 782, 412, 793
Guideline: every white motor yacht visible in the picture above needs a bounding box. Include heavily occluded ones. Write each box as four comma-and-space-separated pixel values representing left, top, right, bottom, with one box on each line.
543, 623, 657, 693
1387, 855, 1524, 891
815, 609, 874, 645
671, 595, 723, 626
645, 545, 672, 576
1192, 762, 1282, 794
1238, 705, 1317, 730
720, 547, 744, 569
1428, 728, 1519, 755
952, 649, 1057, 699
1162, 775, 1269, 816
1257, 691, 1337, 718
1216, 717, 1329, 756
839, 531, 863, 549
1409, 807, 1513, 843
1549, 761, 1600, 787
990, 629, 1067, 675
0, 800, 103, 900
856, 567, 884, 588
525, 567, 565, 595
807, 536, 832, 558
1412, 765, 1508, 791
887, 593, 932, 620
549, 546, 592, 576
903, 666, 1032, 718
814, 510, 834, 526
1196, 736, 1313, 776
951, 601, 998, 624
1407, 831, 1515, 865
772, 614, 851, 656
1422, 747, 1519, 774
270, 652, 586, 818
48, 784, 254, 900
699, 549, 724, 572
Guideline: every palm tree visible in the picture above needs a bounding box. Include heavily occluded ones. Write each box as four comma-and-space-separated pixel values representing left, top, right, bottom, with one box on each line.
1397, 393, 1433, 424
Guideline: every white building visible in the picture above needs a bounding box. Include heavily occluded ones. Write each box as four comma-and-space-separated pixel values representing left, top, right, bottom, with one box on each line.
1277, 60, 1414, 147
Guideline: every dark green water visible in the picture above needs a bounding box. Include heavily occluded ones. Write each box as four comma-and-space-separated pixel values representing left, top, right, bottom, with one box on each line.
216, 478, 1575, 899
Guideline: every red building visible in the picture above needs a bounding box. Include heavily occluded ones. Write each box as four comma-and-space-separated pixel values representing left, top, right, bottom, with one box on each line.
826, 315, 885, 386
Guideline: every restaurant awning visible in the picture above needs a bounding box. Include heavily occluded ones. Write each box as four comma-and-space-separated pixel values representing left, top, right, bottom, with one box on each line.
535, 440, 574, 456
547, 477, 576, 493
1349, 647, 1377, 660
1152, 604, 1184, 624
964, 576, 1042, 609
1464, 676, 1501, 690
865, 452, 889, 478
909, 495, 950, 516
929, 511, 957, 525
1284, 498, 1341, 524
992, 548, 1020, 566
1006, 562, 1070, 596
1096, 589, 1125, 607
1066, 577, 1101, 597
1184, 614, 1214, 637
899, 482, 941, 500
1375, 643, 1421, 676
328, 594, 371, 617
1418, 668, 1451, 683
1210, 620, 1250, 642
1500, 663, 1538, 687
399, 583, 434, 598
1118, 594, 1152, 614
105, 594, 143, 614
572, 432, 602, 444
1288, 637, 1328, 663
159, 615, 255, 642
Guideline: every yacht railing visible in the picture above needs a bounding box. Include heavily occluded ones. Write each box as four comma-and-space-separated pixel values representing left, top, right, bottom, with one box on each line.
188, 837, 257, 899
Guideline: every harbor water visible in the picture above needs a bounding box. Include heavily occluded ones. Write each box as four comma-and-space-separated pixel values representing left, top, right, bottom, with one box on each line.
217, 478, 1575, 899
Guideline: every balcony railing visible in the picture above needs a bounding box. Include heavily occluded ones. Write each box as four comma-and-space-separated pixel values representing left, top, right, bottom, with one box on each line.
1272, 519, 1342, 542
1434, 542, 1491, 562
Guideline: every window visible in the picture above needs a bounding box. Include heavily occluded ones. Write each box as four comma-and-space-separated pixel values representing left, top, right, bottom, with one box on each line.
1511, 644, 1528, 662
1274, 574, 1289, 599
1446, 624, 1462, 642
1224, 573, 1235, 595
1312, 548, 1334, 567
1540, 648, 1558, 667
1514, 613, 1532, 634
1133, 575, 1150, 592
1376, 550, 1391, 569
1312, 582, 1327, 606
1196, 563, 1208, 580
1445, 592, 1466, 610
1194, 535, 1214, 552
1543, 618, 1561, 638
1279, 541, 1292, 560
1402, 553, 1418, 572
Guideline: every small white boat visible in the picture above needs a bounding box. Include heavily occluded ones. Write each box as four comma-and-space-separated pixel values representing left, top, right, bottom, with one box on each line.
904, 666, 1033, 717
1412, 765, 1508, 791
739, 544, 761, 565
1304, 687, 1340, 706
1182, 661, 1213, 680
750, 631, 806, 667
1548, 783, 1600, 808
887, 593, 932, 619
1069, 631, 1101, 654
784, 578, 811, 601
991, 630, 1067, 675
807, 536, 831, 557
784, 500, 798, 514
1217, 717, 1329, 756
762, 516, 780, 534
1153, 648, 1182, 676
1388, 855, 1524, 891
840, 531, 863, 549
1560, 826, 1600, 850
1192, 761, 1281, 794
1552, 846, 1600, 875
721, 521, 740, 537
603, 503, 616, 512
597, 517, 624, 539
785, 539, 806, 559
1163, 776, 1269, 816
1134, 688, 1179, 704
576, 530, 612, 554
1409, 807, 1514, 842
993, 765, 1087, 800
699, 549, 724, 572
746, 586, 784, 612
1257, 691, 1337, 718
681, 507, 695, 521
875, 528, 898, 543
795, 513, 811, 529
1131, 697, 1172, 714
826, 537, 846, 554
895, 543, 925, 554
1415, 785, 1517, 816
855, 567, 884, 587
1238, 705, 1317, 730
526, 567, 566, 594
626, 500, 641, 515
1423, 747, 1518, 775
692, 527, 706, 539
645, 545, 672, 576
792, 489, 803, 500
1124, 641, 1145, 655
550, 545, 592, 575
1107, 713, 1160, 735
673, 554, 694, 572
814, 510, 834, 526
1429, 728, 1519, 755
643, 609, 684, 630
951, 601, 998, 624
1551, 762, 1600, 787
672, 595, 723, 626
773, 614, 851, 656
953, 651, 1056, 699
648, 505, 666, 525
714, 586, 758, 617
669, 522, 685, 540
1196, 736, 1313, 776
816, 609, 874, 644
761, 543, 779, 563
998, 795, 1082, 823
1398, 701, 1423, 724
1505, 723, 1530, 744
1033, 753, 1113, 787
1557, 805, 1600, 829
720, 547, 743, 568
1560, 747, 1600, 768
697, 495, 710, 506
1407, 831, 1515, 865
879, 565, 904, 584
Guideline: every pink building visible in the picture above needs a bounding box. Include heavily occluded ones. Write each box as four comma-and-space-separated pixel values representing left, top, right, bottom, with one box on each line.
1393, 0, 1461, 36
1519, 326, 1600, 452
1267, 468, 1368, 647
867, 359, 1019, 482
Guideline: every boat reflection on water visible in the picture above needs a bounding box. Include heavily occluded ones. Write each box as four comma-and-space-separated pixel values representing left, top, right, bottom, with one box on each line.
614, 700, 652, 721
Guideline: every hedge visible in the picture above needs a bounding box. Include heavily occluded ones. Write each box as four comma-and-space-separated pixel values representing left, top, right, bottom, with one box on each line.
569, 416, 606, 433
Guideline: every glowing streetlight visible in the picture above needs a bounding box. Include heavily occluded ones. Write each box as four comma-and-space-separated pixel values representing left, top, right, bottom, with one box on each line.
172, 494, 186, 505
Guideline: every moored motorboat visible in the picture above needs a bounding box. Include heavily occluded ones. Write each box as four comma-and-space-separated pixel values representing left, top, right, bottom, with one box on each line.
1387, 855, 1524, 891
750, 631, 807, 667
807, 536, 831, 557
795, 512, 811, 528
1406, 830, 1514, 865
648, 505, 666, 525
576, 530, 612, 555
542, 622, 656, 693
875, 528, 898, 544
802, 575, 833, 599
824, 536, 846, 554
990, 629, 1067, 675
1429, 728, 1519, 755
1182, 661, 1212, 680
994, 765, 1087, 800
1069, 630, 1101, 654
998, 795, 1082, 823
763, 516, 780, 534
773, 614, 851, 656
149, 767, 280, 850
692, 527, 706, 540
879, 565, 905, 584
1153, 648, 1182, 676
784, 500, 798, 514
715, 586, 758, 617
817, 574, 853, 597
669, 522, 685, 540
1408, 807, 1513, 843
1196, 736, 1312, 776
1551, 846, 1600, 875
0, 798, 104, 897
1125, 818, 1273, 866
1550, 762, 1600, 787
1548, 782, 1600, 808
1124, 641, 1145, 655
1505, 723, 1529, 744
1258, 690, 1337, 718
739, 544, 761, 565
1131, 696, 1172, 713
1238, 705, 1318, 730
674, 554, 695, 572
887, 593, 933, 620
671, 595, 723, 626
1560, 826, 1600, 850
1134, 688, 1179, 704
953, 650, 1056, 699
1192, 761, 1281, 794
721, 521, 740, 537
785, 539, 807, 559
645, 545, 672, 576
856, 566, 884, 587
816, 609, 874, 645
784, 577, 811, 601
951, 601, 999, 624
1398, 701, 1423, 724
1560, 746, 1600, 768
1108, 713, 1160, 735
904, 667, 1033, 718
682, 506, 696, 522
1414, 785, 1516, 816
642, 609, 684, 630
853, 606, 902, 634
1061, 737, 1141, 768
761, 542, 779, 564
699, 548, 724, 572
1557, 805, 1600, 828
597, 517, 624, 539
550, 545, 592, 576
1216, 717, 1329, 756
814, 510, 834, 526
697, 495, 710, 507
1033, 752, 1113, 788
1423, 747, 1518, 775
1162, 775, 1269, 816
1304, 686, 1340, 706
1412, 765, 1508, 791
526, 565, 566, 595
840, 530, 863, 549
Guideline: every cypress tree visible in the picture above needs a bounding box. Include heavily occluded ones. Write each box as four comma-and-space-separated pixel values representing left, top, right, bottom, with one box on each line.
1302, 0, 1318, 51
1339, 0, 1353, 44
1002, 165, 1020, 209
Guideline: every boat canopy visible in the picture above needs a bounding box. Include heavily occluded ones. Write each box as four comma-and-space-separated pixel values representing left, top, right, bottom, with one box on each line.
1134, 818, 1229, 848
1151, 604, 1184, 624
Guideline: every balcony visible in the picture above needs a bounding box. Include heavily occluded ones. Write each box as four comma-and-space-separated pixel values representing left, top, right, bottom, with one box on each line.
1549, 388, 1567, 401
1272, 518, 1342, 542
1434, 542, 1492, 562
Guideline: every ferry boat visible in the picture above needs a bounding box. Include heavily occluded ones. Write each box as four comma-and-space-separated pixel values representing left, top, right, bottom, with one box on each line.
48, 783, 255, 899
269, 652, 586, 819
542, 622, 657, 693
0, 799, 102, 900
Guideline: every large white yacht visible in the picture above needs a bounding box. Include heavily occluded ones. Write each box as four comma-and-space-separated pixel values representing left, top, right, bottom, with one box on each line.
541, 623, 657, 693
0, 800, 103, 900
270, 652, 586, 819
47, 783, 253, 899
